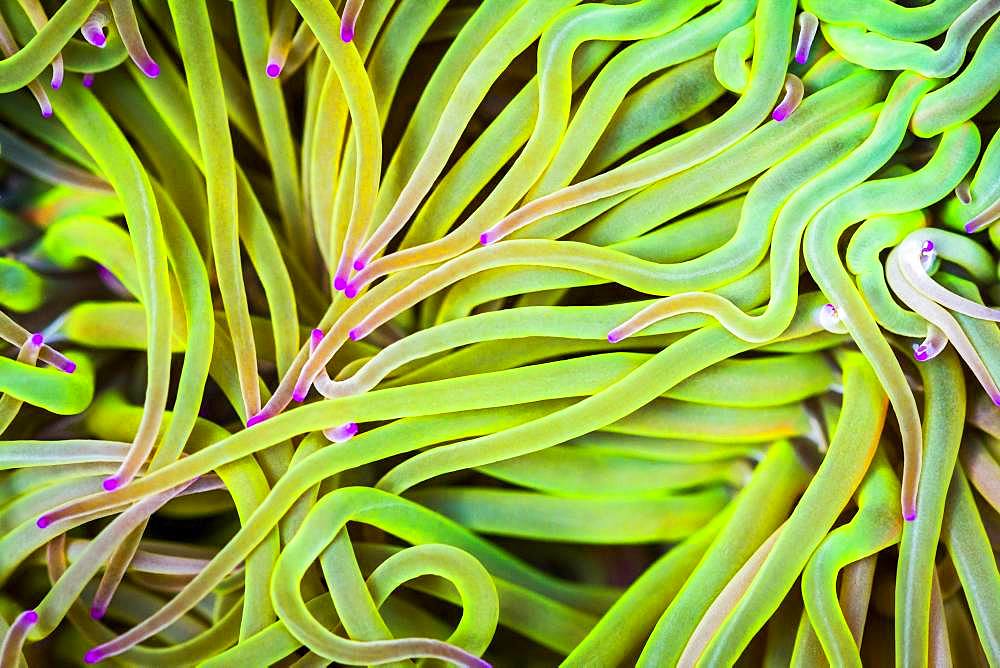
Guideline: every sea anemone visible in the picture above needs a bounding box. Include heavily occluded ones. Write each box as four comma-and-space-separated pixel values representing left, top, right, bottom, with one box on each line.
0, 0, 999, 665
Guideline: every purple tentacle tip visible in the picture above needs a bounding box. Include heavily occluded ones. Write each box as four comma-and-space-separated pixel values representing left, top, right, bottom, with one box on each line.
353, 258, 366, 271
341, 26, 354, 43
41, 107, 53, 119
348, 328, 361, 341
772, 108, 788, 122
62, 360, 77, 374
904, 511, 917, 522
266, 63, 281, 78
921, 240, 934, 253
333, 276, 347, 291
30, 333, 44, 346
22, 610, 39, 625
965, 221, 979, 234
992, 393, 1000, 407
247, 413, 266, 427
607, 331, 621, 344
51, 79, 62, 90
102, 476, 120, 492
84, 649, 103, 664
82, 73, 95, 88
311, 328, 324, 345
794, 52, 807, 65
90, 606, 106, 620
913, 347, 929, 362
36, 515, 51, 529
86, 30, 106, 48
292, 390, 306, 403
144, 61, 160, 78
344, 284, 358, 299
479, 232, 491, 245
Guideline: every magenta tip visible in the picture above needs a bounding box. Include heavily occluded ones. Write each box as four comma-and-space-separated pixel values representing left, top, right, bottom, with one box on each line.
921, 240, 934, 253
607, 332, 621, 344
965, 221, 979, 234
246, 413, 266, 427
102, 476, 120, 492
352, 258, 365, 271
41, 107, 52, 119
772, 108, 788, 122
22, 610, 39, 625
348, 328, 361, 341
89, 32, 106, 48
82, 73, 95, 88
341, 26, 354, 43
311, 328, 324, 344
794, 52, 807, 65
292, 390, 306, 403
36, 515, 51, 529
479, 232, 491, 245
266, 63, 281, 78
61, 360, 77, 374
84, 649, 103, 664
345, 422, 358, 435
89, 606, 105, 620
904, 511, 917, 522
51, 79, 61, 90
344, 284, 358, 299
992, 393, 1000, 407
30, 333, 44, 346
333, 275, 347, 291
143, 61, 160, 78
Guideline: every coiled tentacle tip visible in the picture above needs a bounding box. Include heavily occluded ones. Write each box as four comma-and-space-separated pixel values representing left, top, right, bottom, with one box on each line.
82, 27, 106, 48
102, 476, 120, 492
772, 75, 803, 123
82, 73, 95, 88
84, 649, 103, 664
89, 606, 106, 620
352, 258, 366, 271
913, 345, 929, 362
265, 62, 281, 78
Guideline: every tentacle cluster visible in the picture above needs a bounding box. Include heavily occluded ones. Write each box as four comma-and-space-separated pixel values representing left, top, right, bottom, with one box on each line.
0, 0, 999, 665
